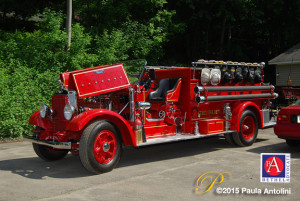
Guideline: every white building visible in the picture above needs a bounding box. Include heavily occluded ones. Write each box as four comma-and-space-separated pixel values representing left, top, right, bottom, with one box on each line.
269, 43, 300, 87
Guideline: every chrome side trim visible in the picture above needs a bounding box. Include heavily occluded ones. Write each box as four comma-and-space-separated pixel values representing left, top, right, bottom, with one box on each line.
146, 118, 164, 122
22, 133, 71, 149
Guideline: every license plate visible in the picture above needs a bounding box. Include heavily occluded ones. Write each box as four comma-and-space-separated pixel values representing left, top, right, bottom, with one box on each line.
298, 115, 300, 123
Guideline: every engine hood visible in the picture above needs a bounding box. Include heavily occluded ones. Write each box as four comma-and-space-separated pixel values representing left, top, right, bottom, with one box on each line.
60, 64, 131, 99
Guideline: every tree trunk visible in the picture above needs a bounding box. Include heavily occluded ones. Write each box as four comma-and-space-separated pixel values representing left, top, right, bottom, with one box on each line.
66, 0, 72, 51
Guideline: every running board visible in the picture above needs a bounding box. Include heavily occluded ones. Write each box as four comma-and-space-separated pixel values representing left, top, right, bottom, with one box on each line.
137, 131, 237, 147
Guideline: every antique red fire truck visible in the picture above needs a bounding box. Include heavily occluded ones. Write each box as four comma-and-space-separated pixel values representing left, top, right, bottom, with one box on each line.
23, 60, 278, 174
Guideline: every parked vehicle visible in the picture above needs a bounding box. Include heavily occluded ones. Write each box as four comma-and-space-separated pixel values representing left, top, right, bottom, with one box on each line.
23, 60, 278, 174
273, 87, 300, 109
274, 99, 300, 147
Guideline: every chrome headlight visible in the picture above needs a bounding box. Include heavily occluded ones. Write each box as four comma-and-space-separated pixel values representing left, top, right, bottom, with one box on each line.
39, 104, 49, 118
64, 104, 75, 120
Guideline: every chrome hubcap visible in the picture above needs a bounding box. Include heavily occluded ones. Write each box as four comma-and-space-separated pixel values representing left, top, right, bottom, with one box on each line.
103, 142, 110, 152
243, 125, 249, 130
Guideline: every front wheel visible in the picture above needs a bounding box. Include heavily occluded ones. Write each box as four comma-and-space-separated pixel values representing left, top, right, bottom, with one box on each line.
33, 143, 69, 161
79, 120, 122, 174
232, 110, 258, 146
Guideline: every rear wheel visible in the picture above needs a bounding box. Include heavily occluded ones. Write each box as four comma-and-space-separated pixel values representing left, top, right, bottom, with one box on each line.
79, 120, 122, 174
224, 133, 236, 145
33, 144, 69, 161
232, 110, 258, 146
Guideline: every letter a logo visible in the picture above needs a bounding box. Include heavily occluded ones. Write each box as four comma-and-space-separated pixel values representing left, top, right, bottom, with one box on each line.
266, 157, 281, 173
264, 156, 283, 176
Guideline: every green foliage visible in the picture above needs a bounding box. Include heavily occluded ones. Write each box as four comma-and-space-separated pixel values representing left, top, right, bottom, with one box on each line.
0, 63, 59, 139
94, 29, 130, 64
0, 10, 112, 138
72, 0, 179, 63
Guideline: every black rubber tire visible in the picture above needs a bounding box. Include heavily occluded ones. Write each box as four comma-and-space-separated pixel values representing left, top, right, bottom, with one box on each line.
33, 143, 69, 161
232, 110, 258, 147
224, 133, 237, 145
79, 120, 122, 174
286, 139, 300, 147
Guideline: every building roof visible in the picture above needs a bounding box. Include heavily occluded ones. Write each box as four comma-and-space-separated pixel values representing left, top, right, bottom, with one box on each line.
269, 43, 300, 65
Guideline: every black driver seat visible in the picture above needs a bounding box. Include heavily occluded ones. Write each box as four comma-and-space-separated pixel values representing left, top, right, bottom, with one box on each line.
148, 78, 179, 101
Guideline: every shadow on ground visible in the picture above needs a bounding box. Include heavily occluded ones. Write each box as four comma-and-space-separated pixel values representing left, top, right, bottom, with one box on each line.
0, 137, 227, 179
247, 140, 300, 158
0, 155, 93, 179
0, 135, 287, 179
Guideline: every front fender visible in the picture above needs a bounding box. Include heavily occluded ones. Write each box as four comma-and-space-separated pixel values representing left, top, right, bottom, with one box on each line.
67, 109, 136, 146
29, 110, 52, 129
231, 101, 262, 132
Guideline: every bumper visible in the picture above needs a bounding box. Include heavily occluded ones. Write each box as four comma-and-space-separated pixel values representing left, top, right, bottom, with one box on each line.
22, 132, 71, 150
274, 124, 300, 139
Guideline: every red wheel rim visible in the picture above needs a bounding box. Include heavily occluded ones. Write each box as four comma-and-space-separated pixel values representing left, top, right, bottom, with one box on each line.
93, 130, 117, 164
241, 116, 255, 140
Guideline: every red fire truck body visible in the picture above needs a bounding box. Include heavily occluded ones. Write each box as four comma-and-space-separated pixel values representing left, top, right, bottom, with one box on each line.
24, 60, 277, 174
